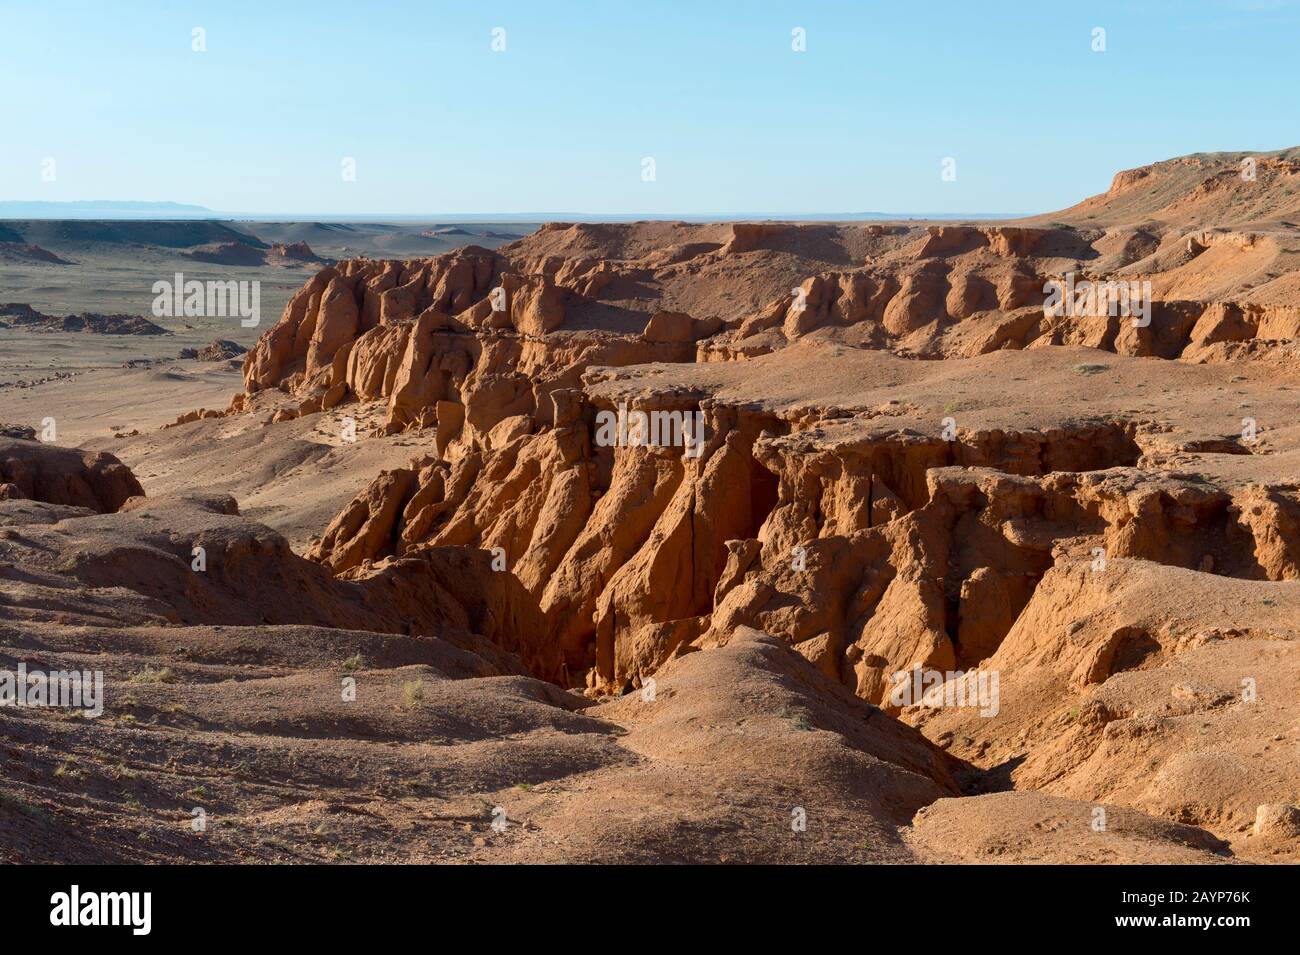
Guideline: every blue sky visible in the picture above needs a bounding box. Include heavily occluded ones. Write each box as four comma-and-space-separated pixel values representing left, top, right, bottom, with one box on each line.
2, 0, 1298, 216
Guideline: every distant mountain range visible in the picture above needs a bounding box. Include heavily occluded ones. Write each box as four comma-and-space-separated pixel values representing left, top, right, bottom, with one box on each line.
0, 200, 1021, 223
0, 200, 215, 219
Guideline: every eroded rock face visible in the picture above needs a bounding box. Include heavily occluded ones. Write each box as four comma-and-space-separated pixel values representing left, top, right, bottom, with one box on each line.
233, 208, 1300, 449
258, 215, 1300, 701
300, 346, 1300, 711
905, 558, 1300, 857
0, 436, 143, 512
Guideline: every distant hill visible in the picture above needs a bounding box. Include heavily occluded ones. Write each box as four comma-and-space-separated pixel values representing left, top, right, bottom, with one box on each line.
1025, 146, 1300, 230
0, 219, 265, 250
0, 200, 214, 219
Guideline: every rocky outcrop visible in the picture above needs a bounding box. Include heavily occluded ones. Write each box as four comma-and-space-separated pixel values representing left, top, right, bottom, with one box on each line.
180, 339, 247, 361
268, 240, 322, 263
234, 202, 1300, 453
0, 436, 143, 512
1, 303, 168, 335
302, 339, 1300, 711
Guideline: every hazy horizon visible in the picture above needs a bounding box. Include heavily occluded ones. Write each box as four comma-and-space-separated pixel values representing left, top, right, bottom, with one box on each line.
0, 199, 1027, 222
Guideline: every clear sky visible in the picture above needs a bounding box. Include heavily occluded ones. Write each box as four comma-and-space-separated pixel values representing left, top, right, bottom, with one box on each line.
3, 0, 1298, 216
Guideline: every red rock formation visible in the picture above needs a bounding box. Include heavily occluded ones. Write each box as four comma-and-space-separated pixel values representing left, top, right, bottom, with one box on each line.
0, 436, 143, 512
